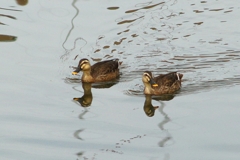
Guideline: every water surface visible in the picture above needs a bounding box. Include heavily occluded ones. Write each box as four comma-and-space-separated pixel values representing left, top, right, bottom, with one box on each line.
0, 0, 240, 160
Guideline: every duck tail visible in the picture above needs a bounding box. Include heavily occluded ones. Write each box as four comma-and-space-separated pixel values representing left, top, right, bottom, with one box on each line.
112, 58, 122, 68
176, 72, 183, 81
115, 59, 123, 66
113, 58, 119, 62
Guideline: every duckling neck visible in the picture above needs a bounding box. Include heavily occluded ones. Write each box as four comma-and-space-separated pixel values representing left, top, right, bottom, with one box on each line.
144, 83, 154, 94
82, 70, 94, 82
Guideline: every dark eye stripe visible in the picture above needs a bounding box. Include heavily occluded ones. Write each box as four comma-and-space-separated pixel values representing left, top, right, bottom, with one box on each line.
80, 62, 86, 65
80, 60, 88, 66
144, 73, 151, 79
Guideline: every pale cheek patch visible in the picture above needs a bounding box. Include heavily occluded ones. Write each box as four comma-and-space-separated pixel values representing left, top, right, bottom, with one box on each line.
80, 60, 89, 65
143, 73, 151, 81
81, 64, 85, 69
146, 76, 150, 81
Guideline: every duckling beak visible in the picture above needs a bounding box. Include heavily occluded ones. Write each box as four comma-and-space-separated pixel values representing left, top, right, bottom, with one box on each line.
149, 78, 158, 87
72, 71, 78, 75
72, 67, 81, 75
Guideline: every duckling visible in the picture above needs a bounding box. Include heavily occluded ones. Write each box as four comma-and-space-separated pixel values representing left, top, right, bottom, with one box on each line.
72, 58, 121, 83
142, 71, 183, 95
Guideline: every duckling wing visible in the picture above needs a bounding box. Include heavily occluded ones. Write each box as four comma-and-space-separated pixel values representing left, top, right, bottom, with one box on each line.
91, 59, 120, 78
154, 72, 183, 87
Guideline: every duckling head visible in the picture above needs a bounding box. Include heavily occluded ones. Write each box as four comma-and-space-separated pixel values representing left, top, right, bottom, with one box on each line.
72, 58, 91, 75
142, 71, 158, 87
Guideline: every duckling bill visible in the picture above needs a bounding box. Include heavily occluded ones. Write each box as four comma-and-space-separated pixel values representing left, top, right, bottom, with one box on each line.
72, 58, 121, 83
142, 71, 183, 95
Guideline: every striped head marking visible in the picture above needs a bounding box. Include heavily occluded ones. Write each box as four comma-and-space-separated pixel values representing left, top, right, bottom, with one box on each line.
72, 58, 90, 75
143, 71, 158, 87
79, 58, 90, 69
143, 71, 153, 82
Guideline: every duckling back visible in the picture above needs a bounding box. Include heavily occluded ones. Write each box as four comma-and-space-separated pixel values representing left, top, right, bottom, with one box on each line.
154, 72, 183, 94
90, 59, 120, 82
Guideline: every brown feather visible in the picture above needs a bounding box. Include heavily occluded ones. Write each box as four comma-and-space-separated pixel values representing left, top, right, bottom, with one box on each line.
74, 58, 120, 83
91, 59, 119, 78
143, 71, 183, 95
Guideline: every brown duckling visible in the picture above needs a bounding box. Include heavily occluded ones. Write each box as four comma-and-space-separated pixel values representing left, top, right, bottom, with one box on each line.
142, 71, 183, 95
72, 58, 121, 83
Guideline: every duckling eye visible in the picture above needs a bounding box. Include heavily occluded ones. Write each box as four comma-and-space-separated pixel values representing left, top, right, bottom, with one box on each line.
143, 73, 151, 81
80, 60, 89, 68
145, 76, 150, 81
80, 64, 85, 69
80, 60, 89, 65
144, 73, 150, 77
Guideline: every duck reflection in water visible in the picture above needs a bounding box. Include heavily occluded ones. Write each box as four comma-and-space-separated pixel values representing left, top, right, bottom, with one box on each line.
143, 94, 174, 147
144, 95, 158, 117
72, 81, 118, 108
143, 94, 174, 117
73, 82, 93, 107
141, 69, 179, 133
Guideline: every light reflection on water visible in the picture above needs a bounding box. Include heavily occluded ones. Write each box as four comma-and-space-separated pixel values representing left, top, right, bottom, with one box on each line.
60, 0, 239, 95
61, 0, 240, 158
1, 0, 240, 159
62, 0, 240, 155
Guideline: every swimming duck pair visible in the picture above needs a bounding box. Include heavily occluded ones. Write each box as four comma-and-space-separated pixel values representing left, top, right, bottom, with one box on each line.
72, 58, 183, 95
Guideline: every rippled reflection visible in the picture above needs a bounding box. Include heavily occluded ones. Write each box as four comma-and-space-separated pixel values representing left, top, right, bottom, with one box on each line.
143, 95, 159, 117
0, 14, 16, 20
143, 94, 174, 117
107, 7, 119, 10
73, 83, 93, 107
65, 76, 119, 88
0, 34, 17, 42
156, 100, 173, 147
0, 5, 19, 41
72, 81, 118, 108
60, 0, 85, 62
125, 2, 165, 14
73, 129, 84, 140
101, 0, 240, 92
0, 10, 17, 26
0, 0, 239, 159
142, 94, 173, 147
16, 0, 28, 6
92, 81, 118, 89
60, 0, 239, 92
